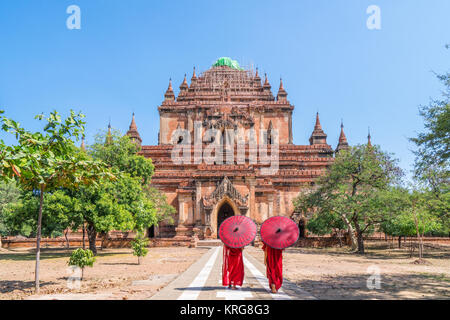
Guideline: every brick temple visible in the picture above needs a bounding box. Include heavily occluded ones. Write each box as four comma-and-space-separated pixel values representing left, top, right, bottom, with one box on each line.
126, 58, 350, 241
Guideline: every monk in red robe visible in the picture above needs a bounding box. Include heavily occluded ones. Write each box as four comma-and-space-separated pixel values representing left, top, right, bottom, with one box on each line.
262, 243, 283, 293
222, 245, 244, 289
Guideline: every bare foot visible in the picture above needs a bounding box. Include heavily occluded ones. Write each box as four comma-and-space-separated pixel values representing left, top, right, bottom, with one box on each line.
271, 284, 277, 293
232, 286, 237, 290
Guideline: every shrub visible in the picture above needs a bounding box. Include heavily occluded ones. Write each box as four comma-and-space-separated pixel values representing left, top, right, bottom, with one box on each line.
68, 248, 96, 279
131, 233, 149, 265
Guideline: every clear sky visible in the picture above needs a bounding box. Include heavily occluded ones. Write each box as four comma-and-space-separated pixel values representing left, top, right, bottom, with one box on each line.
0, 0, 449, 180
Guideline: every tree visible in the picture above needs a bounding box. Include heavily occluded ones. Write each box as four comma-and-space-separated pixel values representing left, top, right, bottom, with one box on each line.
0, 110, 110, 293
0, 181, 21, 241
2, 190, 72, 238
145, 186, 176, 226
68, 248, 96, 280
62, 130, 165, 254
305, 210, 347, 246
410, 72, 449, 171
131, 232, 149, 265
294, 144, 403, 254
410, 56, 450, 236
381, 188, 443, 260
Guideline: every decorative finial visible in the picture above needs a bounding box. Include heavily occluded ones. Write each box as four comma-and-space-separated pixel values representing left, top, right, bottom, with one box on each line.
80, 137, 86, 152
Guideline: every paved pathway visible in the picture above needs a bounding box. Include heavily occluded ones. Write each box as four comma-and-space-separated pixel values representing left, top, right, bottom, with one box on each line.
151, 246, 316, 300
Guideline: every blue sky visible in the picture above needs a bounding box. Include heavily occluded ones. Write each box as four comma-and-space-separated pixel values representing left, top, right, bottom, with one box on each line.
0, 0, 449, 180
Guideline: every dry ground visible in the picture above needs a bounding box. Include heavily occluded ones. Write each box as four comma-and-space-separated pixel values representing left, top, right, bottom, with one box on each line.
0, 246, 208, 300
247, 241, 450, 299
1, 241, 449, 300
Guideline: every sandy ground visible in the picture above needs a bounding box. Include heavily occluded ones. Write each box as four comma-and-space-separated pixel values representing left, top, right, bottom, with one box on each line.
247, 241, 450, 299
0, 246, 208, 300
1, 241, 449, 300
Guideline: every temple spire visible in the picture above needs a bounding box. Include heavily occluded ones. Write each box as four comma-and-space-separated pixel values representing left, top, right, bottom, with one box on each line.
164, 78, 175, 101
126, 112, 142, 147
80, 137, 86, 152
277, 77, 288, 101
106, 120, 113, 145
262, 73, 274, 100
367, 127, 372, 148
179, 74, 188, 92
254, 67, 261, 87
335, 120, 349, 153
309, 112, 327, 145
190, 67, 198, 89
263, 73, 270, 88
314, 112, 322, 130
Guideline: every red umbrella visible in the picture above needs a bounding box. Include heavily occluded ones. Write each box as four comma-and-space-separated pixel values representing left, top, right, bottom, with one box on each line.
219, 215, 257, 248
261, 216, 299, 249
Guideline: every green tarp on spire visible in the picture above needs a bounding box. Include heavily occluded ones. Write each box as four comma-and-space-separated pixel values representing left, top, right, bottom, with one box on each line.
212, 57, 244, 70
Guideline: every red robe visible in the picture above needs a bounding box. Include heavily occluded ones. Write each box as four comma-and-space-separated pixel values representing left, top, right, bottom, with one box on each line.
262, 243, 283, 291
222, 245, 244, 287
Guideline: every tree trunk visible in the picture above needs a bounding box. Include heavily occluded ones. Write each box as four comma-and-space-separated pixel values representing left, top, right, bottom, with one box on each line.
357, 233, 365, 254
337, 231, 343, 247
138, 256, 141, 265
86, 224, 97, 255
341, 214, 357, 250
64, 229, 70, 249
412, 204, 423, 260
354, 223, 365, 254
100, 232, 107, 251
82, 222, 86, 250
81, 267, 84, 281
398, 236, 402, 249
419, 233, 424, 259
35, 187, 45, 294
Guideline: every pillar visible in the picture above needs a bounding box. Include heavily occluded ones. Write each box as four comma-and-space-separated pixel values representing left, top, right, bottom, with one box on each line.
268, 193, 274, 219
195, 181, 202, 225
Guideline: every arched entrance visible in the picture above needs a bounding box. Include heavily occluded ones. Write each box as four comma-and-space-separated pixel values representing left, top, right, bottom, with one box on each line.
216, 202, 235, 239
147, 225, 155, 238
299, 219, 306, 238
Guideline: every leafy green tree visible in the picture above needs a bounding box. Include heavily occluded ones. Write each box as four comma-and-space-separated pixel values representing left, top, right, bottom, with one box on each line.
306, 210, 347, 246
64, 130, 166, 254
0, 181, 21, 238
0, 110, 110, 293
294, 145, 403, 254
131, 232, 149, 265
410, 73, 449, 170
409, 57, 449, 235
381, 187, 443, 260
3, 191, 67, 237
68, 248, 96, 280
89, 129, 154, 183
145, 186, 176, 225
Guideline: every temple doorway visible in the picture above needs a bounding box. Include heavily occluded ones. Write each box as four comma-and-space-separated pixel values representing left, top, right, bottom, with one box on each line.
147, 225, 155, 238
299, 219, 306, 238
217, 202, 235, 239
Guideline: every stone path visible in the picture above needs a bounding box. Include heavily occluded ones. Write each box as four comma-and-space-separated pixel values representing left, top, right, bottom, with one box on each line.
151, 246, 316, 300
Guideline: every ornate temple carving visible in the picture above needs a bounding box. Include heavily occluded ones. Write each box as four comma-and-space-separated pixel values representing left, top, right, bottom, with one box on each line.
203, 176, 248, 209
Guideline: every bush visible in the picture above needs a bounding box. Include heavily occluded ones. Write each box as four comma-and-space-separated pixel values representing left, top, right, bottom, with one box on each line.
131, 233, 149, 265
68, 248, 96, 279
